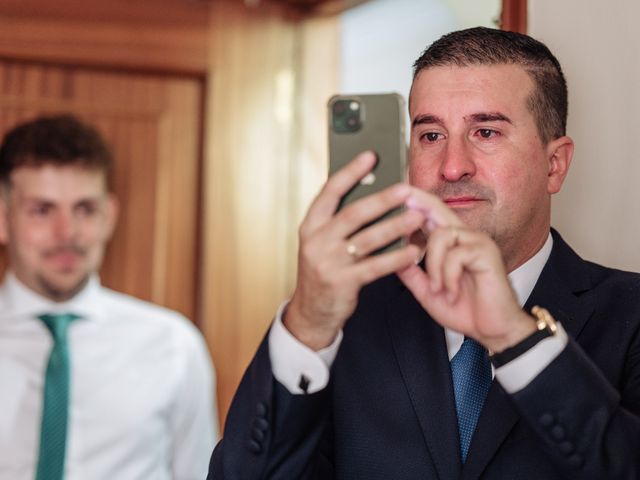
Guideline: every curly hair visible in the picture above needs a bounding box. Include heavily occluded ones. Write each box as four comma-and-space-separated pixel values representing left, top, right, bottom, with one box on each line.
0, 114, 112, 187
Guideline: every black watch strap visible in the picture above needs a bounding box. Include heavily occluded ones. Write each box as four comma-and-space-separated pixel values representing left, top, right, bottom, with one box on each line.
489, 306, 557, 368
489, 328, 551, 367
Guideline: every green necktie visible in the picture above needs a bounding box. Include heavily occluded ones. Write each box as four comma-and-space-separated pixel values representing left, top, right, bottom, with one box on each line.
35, 313, 80, 480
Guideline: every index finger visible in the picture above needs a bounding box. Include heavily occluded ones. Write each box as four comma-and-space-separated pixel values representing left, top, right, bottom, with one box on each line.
304, 151, 378, 233
404, 188, 464, 232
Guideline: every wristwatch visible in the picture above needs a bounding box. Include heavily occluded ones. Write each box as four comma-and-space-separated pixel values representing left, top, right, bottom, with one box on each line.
489, 306, 558, 367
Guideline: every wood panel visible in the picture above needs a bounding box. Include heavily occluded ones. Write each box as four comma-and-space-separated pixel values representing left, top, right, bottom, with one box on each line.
501, 0, 527, 32
201, 1, 339, 424
0, 0, 212, 73
202, 2, 297, 424
0, 60, 203, 321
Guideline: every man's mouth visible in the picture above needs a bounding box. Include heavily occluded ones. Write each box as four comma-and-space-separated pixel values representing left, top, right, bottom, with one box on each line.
443, 196, 484, 208
43, 247, 86, 269
49, 252, 82, 267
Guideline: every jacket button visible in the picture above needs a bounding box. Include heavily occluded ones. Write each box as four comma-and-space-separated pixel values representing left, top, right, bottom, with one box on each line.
538, 413, 554, 427
551, 425, 565, 440
251, 427, 266, 443
247, 439, 262, 454
567, 454, 584, 468
256, 401, 268, 417
254, 417, 269, 432
559, 441, 574, 455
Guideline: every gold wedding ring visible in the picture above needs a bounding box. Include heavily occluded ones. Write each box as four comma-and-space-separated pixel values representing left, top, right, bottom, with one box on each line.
451, 227, 460, 246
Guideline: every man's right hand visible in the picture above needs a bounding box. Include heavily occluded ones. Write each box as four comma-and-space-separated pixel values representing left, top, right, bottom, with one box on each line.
284, 151, 426, 351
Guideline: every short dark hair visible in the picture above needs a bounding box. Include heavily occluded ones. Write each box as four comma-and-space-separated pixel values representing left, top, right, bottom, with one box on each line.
412, 27, 567, 144
0, 114, 113, 187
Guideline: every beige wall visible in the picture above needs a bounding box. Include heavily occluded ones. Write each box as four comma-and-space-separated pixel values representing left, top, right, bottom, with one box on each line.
530, 1, 640, 271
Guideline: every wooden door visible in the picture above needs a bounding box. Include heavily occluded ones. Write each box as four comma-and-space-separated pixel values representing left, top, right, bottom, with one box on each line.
0, 59, 203, 322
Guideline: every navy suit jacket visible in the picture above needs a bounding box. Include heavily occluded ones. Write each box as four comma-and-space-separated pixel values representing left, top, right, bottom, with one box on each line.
209, 231, 640, 479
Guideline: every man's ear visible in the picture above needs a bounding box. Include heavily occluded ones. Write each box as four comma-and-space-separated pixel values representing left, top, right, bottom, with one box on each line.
546, 135, 574, 194
104, 193, 119, 240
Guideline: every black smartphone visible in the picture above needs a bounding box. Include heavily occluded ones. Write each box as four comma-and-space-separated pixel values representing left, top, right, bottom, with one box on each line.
328, 93, 407, 253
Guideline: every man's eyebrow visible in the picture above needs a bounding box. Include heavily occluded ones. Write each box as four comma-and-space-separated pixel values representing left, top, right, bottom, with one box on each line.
412, 112, 513, 129
466, 112, 513, 124
412, 114, 444, 129
22, 195, 103, 204
22, 196, 55, 204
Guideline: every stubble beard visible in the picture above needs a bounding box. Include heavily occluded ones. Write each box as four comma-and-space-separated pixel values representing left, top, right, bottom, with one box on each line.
36, 272, 91, 302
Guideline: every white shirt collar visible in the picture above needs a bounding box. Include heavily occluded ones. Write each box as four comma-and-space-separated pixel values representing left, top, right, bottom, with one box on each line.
445, 232, 554, 358
0, 272, 106, 321
508, 232, 554, 308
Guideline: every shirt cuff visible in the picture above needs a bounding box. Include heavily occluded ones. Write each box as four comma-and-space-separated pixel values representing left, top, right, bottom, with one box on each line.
495, 322, 569, 393
268, 300, 343, 394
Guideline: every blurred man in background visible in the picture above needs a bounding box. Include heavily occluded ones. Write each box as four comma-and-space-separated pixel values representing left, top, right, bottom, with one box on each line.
0, 114, 218, 480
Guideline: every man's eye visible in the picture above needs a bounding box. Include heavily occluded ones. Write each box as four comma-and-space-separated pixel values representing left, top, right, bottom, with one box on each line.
477, 129, 497, 139
423, 132, 442, 142
30, 205, 51, 216
77, 204, 97, 217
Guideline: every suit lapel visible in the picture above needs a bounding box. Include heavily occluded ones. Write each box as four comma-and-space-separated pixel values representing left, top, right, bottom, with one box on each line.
461, 230, 595, 478
388, 287, 462, 479
524, 231, 595, 340
461, 380, 519, 479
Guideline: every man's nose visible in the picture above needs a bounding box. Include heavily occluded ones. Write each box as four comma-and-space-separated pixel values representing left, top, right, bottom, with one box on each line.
439, 137, 477, 182
53, 212, 79, 241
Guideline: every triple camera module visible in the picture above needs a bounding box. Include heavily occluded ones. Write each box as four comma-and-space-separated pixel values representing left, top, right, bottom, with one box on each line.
331, 98, 363, 133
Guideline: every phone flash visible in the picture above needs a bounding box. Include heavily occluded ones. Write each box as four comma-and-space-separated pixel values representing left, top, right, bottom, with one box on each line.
349, 101, 359, 111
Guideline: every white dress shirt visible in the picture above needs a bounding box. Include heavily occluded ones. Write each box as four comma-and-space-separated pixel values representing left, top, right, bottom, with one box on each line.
0, 274, 218, 480
269, 232, 568, 394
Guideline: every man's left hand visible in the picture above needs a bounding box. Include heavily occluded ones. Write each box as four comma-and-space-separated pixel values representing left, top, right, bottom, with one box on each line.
397, 189, 536, 353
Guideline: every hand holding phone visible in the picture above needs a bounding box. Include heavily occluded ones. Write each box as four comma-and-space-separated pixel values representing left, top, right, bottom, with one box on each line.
328, 93, 408, 253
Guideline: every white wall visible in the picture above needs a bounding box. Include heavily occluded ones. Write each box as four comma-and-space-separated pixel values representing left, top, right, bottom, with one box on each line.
339, 0, 501, 99
530, 1, 640, 271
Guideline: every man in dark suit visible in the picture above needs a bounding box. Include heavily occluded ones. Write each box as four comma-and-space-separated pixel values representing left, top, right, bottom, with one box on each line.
209, 27, 640, 479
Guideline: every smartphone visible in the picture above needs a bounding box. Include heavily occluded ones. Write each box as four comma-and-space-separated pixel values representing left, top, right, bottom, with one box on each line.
328, 93, 407, 253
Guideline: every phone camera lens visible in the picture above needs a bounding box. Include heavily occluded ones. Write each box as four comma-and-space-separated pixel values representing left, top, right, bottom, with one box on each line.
332, 101, 347, 116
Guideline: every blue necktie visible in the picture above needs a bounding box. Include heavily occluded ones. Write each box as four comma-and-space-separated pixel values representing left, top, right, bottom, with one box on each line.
35, 313, 80, 480
450, 337, 492, 462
